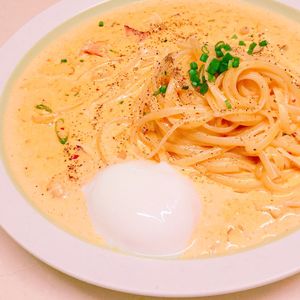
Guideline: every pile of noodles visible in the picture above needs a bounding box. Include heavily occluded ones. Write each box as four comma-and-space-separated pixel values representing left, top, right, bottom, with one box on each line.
95, 42, 300, 198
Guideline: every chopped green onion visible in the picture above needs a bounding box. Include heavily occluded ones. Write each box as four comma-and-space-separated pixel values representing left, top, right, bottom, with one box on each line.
219, 61, 228, 73
98, 21, 104, 27
231, 34, 238, 39
153, 85, 168, 96
201, 45, 209, 54
182, 85, 189, 90
239, 40, 246, 46
215, 49, 224, 57
223, 44, 232, 51
189, 69, 198, 77
159, 85, 167, 94
215, 41, 225, 48
224, 99, 232, 109
55, 119, 69, 145
208, 73, 215, 82
60, 59, 67, 63
228, 60, 233, 69
190, 62, 198, 70
199, 82, 208, 95
192, 81, 199, 87
222, 52, 233, 63
232, 57, 240, 68
35, 104, 52, 113
259, 40, 268, 47
215, 42, 232, 57
207, 58, 220, 75
247, 42, 257, 55
200, 53, 209, 62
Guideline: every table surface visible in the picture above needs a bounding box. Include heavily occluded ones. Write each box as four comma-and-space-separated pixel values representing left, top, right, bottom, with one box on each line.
1, 0, 300, 299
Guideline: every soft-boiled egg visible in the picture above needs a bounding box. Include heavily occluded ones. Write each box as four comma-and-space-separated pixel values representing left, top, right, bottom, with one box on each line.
84, 160, 201, 257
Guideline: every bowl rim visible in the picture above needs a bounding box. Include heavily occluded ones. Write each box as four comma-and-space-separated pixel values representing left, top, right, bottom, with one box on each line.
0, 0, 300, 297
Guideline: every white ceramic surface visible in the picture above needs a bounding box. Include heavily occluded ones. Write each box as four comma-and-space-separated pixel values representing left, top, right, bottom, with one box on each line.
1, 0, 300, 297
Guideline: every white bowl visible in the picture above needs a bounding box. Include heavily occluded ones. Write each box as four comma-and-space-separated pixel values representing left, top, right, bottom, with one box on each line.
0, 0, 300, 297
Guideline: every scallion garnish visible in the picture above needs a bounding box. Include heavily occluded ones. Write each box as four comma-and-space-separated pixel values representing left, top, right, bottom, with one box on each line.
231, 34, 238, 39
219, 61, 229, 73
224, 99, 233, 109
35, 104, 52, 113
98, 21, 104, 27
201, 45, 209, 54
232, 57, 240, 68
239, 40, 246, 46
222, 52, 233, 63
159, 85, 167, 94
199, 82, 208, 95
259, 40, 268, 47
208, 73, 215, 82
190, 62, 198, 70
247, 42, 257, 55
200, 53, 209, 62
207, 58, 221, 75
153, 85, 168, 96
60, 59, 68, 63
215, 41, 232, 57
55, 119, 69, 145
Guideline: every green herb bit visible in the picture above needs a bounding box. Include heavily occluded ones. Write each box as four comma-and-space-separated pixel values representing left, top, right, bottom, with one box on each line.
215, 41, 232, 57
98, 21, 104, 27
199, 82, 209, 95
224, 99, 233, 109
259, 40, 268, 47
222, 52, 233, 63
153, 85, 168, 96
190, 62, 198, 70
192, 81, 199, 87
60, 59, 68, 63
247, 42, 257, 55
35, 104, 52, 113
215, 49, 224, 58
200, 53, 209, 62
232, 57, 240, 68
55, 119, 69, 145
201, 45, 209, 54
219, 61, 228, 73
208, 73, 215, 83
189, 69, 200, 83
153, 90, 161, 96
159, 85, 168, 94
189, 69, 198, 77
215, 41, 225, 48
207, 58, 221, 75
228, 60, 233, 69
231, 34, 238, 39
239, 40, 246, 46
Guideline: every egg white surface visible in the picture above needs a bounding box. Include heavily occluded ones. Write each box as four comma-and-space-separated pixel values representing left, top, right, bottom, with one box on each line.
84, 160, 201, 257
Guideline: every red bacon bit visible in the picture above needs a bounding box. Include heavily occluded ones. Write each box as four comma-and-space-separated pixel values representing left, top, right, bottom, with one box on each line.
70, 154, 79, 160
124, 25, 150, 41
82, 41, 106, 56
